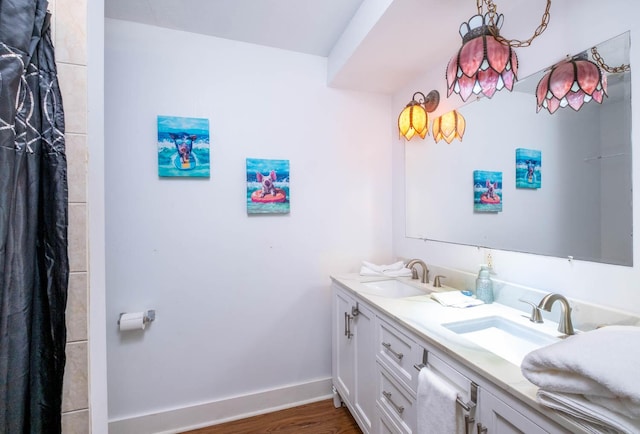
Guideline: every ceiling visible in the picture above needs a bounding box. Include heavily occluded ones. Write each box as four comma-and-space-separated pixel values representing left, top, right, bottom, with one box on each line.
104, 0, 365, 57
104, 0, 532, 94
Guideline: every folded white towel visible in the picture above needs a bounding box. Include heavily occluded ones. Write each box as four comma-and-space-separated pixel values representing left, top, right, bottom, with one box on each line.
431, 291, 484, 308
521, 325, 640, 420
359, 261, 413, 277
362, 260, 405, 272
537, 390, 640, 434
417, 367, 461, 434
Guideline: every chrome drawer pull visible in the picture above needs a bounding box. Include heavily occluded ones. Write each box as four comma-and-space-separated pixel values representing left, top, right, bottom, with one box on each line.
382, 390, 405, 415
477, 423, 488, 434
381, 342, 404, 360
464, 415, 475, 434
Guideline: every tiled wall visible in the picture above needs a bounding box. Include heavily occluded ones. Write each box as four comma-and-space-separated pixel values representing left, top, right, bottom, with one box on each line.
51, 0, 91, 432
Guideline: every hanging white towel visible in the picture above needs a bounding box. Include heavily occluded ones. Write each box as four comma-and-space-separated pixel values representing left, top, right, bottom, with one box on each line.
417, 367, 461, 434
521, 325, 640, 420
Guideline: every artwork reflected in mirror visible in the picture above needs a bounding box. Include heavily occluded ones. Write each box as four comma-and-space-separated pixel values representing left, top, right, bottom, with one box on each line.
516, 149, 541, 189
474, 170, 503, 212
405, 31, 632, 266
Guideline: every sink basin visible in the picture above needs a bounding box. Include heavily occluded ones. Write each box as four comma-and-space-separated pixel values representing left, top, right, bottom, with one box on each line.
359, 279, 429, 298
443, 316, 561, 366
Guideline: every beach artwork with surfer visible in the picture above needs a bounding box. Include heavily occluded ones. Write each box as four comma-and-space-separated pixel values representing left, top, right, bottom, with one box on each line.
515, 148, 541, 189
246, 158, 290, 214
474, 170, 503, 212
157, 115, 210, 177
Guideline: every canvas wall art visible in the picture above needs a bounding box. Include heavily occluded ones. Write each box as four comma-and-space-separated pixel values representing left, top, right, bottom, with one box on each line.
516, 148, 541, 189
474, 170, 502, 212
157, 115, 210, 177
246, 158, 290, 214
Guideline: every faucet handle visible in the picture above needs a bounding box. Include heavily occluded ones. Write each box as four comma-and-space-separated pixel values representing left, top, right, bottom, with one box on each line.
433, 275, 446, 288
519, 299, 544, 323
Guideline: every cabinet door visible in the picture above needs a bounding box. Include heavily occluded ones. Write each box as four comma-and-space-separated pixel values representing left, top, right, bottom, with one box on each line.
354, 302, 375, 433
478, 388, 549, 434
333, 287, 355, 404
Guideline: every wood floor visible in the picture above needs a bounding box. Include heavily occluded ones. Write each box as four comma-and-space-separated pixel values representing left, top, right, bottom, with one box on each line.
182, 399, 362, 434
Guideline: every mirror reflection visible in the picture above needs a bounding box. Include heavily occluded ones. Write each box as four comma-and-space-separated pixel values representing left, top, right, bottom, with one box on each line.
405, 31, 632, 266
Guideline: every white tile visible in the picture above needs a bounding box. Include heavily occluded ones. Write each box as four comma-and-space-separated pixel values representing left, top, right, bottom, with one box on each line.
57, 63, 87, 134
54, 0, 87, 65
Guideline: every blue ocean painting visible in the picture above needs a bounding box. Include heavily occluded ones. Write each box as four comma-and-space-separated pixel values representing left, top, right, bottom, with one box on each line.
246, 158, 290, 214
515, 148, 541, 189
158, 115, 210, 177
474, 170, 503, 212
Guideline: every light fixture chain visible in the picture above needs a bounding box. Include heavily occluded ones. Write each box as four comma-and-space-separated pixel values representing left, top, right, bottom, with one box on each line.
481, 0, 552, 48
590, 47, 630, 73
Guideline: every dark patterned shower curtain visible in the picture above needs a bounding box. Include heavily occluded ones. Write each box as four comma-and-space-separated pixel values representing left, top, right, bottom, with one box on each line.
0, 0, 69, 432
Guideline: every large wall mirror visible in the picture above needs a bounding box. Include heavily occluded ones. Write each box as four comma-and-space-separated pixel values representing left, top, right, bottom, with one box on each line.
406, 31, 632, 266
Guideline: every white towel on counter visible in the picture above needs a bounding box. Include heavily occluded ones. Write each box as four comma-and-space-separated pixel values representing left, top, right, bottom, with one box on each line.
359, 260, 413, 277
521, 325, 640, 420
417, 367, 462, 434
430, 291, 484, 308
536, 390, 640, 434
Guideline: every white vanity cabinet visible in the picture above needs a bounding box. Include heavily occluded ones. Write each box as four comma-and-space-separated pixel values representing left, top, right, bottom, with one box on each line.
332, 284, 376, 433
331, 280, 573, 434
476, 386, 571, 434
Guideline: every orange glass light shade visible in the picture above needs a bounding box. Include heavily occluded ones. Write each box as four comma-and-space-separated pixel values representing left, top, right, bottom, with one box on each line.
398, 102, 429, 140
446, 14, 518, 102
433, 110, 466, 144
536, 56, 607, 114
398, 91, 440, 140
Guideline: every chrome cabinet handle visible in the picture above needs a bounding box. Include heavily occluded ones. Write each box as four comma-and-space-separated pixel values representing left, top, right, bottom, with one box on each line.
464, 415, 475, 434
381, 342, 404, 360
344, 312, 353, 339
382, 390, 405, 415
477, 423, 488, 434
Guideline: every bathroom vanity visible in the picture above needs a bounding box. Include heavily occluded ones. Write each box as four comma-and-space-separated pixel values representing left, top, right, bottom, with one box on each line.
331, 275, 582, 434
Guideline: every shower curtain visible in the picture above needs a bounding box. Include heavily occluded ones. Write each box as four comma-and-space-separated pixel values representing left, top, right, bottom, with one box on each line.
0, 0, 69, 432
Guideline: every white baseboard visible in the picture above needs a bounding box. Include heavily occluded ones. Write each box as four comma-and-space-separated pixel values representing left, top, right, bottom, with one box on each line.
108, 377, 333, 434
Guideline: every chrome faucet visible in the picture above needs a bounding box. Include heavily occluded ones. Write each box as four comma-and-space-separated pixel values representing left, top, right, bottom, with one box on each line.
406, 259, 429, 284
537, 293, 575, 335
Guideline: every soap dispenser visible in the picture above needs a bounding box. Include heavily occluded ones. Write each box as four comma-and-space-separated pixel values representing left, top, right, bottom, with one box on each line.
475, 265, 494, 304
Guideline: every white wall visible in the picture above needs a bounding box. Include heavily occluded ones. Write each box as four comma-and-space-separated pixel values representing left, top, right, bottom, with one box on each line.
393, 0, 640, 315
105, 19, 392, 423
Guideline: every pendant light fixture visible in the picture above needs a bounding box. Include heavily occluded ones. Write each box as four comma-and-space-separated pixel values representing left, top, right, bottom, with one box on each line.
536, 47, 629, 114
446, 0, 552, 102
398, 90, 440, 140
433, 110, 466, 144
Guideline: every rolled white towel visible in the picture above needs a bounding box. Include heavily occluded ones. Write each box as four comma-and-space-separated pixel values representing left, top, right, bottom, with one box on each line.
521, 325, 640, 420
536, 390, 640, 434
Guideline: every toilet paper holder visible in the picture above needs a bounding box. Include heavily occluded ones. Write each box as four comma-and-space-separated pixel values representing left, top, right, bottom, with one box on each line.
118, 310, 156, 326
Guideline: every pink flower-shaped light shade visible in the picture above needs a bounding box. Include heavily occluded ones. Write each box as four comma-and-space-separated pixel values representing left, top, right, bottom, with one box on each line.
447, 14, 518, 102
536, 57, 607, 114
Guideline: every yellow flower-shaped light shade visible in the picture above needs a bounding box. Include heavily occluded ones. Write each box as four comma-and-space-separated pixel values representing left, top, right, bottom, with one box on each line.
398, 103, 428, 140
433, 110, 466, 144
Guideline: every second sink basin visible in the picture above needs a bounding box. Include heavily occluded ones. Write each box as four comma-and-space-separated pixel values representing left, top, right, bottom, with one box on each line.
359, 279, 429, 298
443, 316, 561, 366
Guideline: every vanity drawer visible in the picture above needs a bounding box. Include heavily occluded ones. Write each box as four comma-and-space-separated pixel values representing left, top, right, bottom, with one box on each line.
377, 317, 419, 393
377, 362, 417, 434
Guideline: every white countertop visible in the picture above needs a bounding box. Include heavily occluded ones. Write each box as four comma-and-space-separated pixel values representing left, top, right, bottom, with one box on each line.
331, 273, 584, 432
